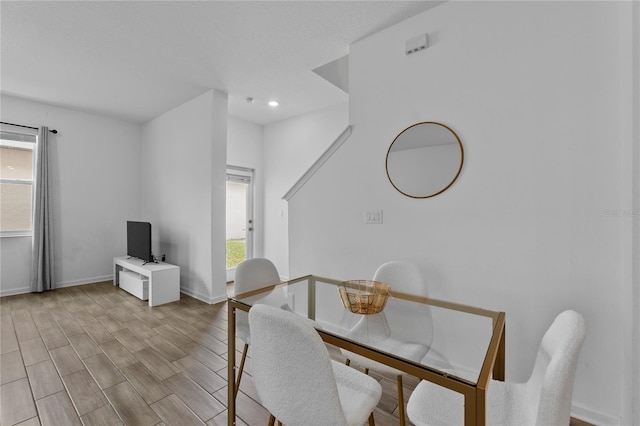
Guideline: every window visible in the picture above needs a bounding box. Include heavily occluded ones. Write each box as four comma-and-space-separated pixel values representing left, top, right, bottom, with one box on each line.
0, 127, 36, 236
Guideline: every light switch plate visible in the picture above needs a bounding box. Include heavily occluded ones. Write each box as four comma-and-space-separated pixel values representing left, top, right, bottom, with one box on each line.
364, 209, 383, 224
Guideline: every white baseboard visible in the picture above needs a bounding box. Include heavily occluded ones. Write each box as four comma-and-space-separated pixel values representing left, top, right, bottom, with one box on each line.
56, 275, 113, 288
0, 285, 32, 297
572, 403, 621, 426
0, 275, 113, 297
180, 286, 227, 305
210, 294, 227, 305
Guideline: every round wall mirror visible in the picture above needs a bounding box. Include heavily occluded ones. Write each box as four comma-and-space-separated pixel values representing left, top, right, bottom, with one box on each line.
385, 122, 464, 198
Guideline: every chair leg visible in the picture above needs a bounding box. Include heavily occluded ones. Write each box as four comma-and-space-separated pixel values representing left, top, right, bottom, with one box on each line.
268, 414, 275, 426
368, 412, 376, 426
235, 343, 249, 398
277, 422, 283, 426
397, 374, 405, 426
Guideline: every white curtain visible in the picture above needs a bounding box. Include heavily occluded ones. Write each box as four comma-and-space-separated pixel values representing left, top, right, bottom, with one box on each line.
31, 126, 55, 292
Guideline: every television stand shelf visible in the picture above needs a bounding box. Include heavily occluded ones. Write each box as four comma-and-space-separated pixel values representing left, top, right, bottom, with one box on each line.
113, 256, 180, 307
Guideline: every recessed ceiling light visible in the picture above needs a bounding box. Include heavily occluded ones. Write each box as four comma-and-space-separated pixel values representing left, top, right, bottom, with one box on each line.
268, 100, 279, 107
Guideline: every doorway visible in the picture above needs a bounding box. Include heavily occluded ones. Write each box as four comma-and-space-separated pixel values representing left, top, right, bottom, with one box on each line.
226, 166, 254, 282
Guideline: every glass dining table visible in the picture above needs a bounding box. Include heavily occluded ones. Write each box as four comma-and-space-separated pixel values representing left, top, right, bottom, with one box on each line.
227, 275, 505, 426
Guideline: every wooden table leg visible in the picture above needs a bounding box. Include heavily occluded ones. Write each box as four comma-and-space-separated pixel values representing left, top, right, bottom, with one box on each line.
464, 389, 479, 426
228, 302, 237, 426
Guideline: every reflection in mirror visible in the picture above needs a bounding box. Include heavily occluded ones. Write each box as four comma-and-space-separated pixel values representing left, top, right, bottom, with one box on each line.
386, 122, 463, 198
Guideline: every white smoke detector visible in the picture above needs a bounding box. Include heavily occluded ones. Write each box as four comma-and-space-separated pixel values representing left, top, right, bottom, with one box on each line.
406, 33, 429, 55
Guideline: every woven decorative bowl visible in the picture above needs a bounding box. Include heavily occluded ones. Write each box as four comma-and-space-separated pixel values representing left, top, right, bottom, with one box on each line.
338, 280, 391, 315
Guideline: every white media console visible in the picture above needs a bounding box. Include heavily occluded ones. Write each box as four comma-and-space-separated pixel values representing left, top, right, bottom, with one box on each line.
113, 256, 180, 307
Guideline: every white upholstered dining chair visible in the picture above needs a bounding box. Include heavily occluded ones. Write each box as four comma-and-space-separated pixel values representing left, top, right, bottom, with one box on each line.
248, 304, 382, 426
407, 310, 586, 426
233, 257, 282, 396
342, 260, 433, 426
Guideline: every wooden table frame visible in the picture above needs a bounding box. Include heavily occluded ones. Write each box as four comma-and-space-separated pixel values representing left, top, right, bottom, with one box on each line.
227, 275, 505, 426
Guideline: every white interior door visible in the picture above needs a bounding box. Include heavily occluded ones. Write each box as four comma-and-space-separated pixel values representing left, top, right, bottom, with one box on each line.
226, 166, 254, 282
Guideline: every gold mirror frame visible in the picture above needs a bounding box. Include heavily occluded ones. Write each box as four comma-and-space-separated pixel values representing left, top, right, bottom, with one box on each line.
385, 122, 464, 199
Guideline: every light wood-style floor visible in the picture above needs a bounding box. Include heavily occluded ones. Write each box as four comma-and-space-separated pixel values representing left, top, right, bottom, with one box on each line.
0, 281, 413, 426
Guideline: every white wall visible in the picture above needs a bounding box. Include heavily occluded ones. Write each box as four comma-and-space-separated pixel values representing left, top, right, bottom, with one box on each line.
622, 2, 640, 423
263, 102, 348, 278
141, 89, 227, 304
288, 2, 637, 424
0, 95, 142, 296
228, 116, 264, 258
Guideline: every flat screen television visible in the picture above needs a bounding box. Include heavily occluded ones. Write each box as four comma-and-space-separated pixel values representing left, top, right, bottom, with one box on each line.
127, 221, 153, 264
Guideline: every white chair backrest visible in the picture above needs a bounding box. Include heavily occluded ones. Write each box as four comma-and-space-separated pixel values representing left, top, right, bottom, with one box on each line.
373, 261, 427, 297
234, 258, 281, 295
234, 258, 282, 334
372, 261, 433, 346
527, 310, 586, 425
249, 304, 349, 425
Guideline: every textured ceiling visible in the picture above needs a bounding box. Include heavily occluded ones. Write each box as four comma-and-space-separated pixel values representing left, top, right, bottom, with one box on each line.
0, 1, 441, 125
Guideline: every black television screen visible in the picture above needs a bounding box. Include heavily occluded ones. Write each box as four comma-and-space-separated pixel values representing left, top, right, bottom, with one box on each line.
127, 221, 153, 263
